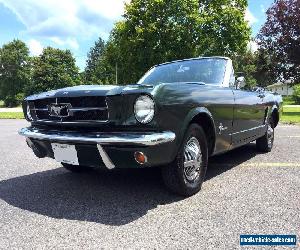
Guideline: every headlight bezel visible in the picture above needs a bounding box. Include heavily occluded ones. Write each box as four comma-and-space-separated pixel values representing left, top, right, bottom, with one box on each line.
134, 95, 155, 124
26, 102, 33, 121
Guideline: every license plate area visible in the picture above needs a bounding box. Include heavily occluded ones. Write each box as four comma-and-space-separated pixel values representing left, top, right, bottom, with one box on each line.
51, 143, 79, 165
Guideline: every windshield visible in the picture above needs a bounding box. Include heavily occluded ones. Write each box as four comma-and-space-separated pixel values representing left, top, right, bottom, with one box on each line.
137, 58, 227, 86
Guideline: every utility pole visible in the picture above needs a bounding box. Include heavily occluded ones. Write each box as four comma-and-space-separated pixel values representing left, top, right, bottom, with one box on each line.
115, 62, 118, 85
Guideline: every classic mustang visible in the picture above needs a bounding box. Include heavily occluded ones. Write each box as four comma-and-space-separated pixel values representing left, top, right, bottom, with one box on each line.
19, 57, 282, 196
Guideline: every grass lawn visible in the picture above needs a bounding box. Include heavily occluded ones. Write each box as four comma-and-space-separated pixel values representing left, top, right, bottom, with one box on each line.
0, 112, 24, 119
282, 106, 300, 124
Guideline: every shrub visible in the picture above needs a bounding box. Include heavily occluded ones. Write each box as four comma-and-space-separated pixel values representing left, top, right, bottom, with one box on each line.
292, 84, 300, 104
3, 93, 24, 107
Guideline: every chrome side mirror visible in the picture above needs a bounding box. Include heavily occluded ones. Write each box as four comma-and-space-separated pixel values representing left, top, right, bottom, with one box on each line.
235, 76, 246, 89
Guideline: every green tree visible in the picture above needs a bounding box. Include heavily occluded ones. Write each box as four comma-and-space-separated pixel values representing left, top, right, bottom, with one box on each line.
233, 51, 257, 89
198, 0, 250, 56
254, 49, 278, 87
0, 39, 30, 107
102, 0, 250, 84
84, 37, 107, 84
26, 47, 81, 95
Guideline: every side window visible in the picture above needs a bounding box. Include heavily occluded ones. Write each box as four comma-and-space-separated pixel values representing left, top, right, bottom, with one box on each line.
229, 67, 235, 87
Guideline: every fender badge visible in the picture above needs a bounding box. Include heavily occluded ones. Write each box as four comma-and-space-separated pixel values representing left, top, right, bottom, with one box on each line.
218, 123, 228, 135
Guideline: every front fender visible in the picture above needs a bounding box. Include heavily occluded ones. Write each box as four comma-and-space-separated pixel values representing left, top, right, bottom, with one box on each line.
177, 107, 217, 153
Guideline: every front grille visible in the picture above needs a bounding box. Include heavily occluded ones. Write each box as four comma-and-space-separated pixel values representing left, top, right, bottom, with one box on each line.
29, 96, 109, 122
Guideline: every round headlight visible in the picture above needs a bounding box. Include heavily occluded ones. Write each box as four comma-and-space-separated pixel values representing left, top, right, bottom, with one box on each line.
134, 95, 155, 124
26, 104, 33, 121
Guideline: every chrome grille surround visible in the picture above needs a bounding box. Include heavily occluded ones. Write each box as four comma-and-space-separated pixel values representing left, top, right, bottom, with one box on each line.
28, 96, 109, 123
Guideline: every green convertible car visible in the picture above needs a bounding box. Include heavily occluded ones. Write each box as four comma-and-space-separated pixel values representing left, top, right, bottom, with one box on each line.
19, 57, 282, 196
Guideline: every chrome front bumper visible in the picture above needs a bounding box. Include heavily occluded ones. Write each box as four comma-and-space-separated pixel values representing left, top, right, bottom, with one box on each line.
18, 127, 176, 146
19, 127, 176, 169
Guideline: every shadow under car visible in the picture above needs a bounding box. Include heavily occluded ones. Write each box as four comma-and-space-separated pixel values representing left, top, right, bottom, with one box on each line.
0, 143, 258, 225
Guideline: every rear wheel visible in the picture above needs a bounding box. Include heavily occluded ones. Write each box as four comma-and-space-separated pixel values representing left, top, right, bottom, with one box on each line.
61, 163, 92, 173
256, 117, 274, 152
162, 124, 208, 197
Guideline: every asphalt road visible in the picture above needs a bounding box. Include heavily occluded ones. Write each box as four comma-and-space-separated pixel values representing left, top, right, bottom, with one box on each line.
0, 120, 299, 249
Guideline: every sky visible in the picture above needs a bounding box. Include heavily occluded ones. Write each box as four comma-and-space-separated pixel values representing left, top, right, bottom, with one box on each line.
0, 0, 274, 71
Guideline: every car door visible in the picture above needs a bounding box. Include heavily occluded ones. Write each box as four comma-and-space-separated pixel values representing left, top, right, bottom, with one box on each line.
231, 77, 267, 145
205, 85, 235, 154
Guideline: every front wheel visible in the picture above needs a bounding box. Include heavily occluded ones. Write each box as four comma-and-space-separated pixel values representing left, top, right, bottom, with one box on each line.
256, 117, 274, 152
162, 124, 208, 197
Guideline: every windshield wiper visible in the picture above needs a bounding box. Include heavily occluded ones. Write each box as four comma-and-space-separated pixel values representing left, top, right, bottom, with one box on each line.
179, 81, 206, 85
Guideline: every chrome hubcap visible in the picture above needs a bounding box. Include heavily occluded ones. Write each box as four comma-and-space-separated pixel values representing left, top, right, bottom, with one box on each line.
267, 123, 274, 147
183, 137, 202, 182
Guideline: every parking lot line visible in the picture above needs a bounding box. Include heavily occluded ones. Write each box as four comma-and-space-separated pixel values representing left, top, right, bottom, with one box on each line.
211, 163, 300, 168
241, 162, 300, 167
277, 136, 300, 138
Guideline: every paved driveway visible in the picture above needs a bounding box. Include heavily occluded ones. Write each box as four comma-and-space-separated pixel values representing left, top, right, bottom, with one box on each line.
0, 120, 299, 249
0, 107, 22, 112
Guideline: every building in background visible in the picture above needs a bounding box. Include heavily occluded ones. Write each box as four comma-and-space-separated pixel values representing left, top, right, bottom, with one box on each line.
266, 80, 294, 96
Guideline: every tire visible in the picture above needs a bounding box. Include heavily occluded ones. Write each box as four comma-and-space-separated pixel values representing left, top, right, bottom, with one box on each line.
256, 116, 275, 152
161, 124, 208, 197
61, 163, 92, 173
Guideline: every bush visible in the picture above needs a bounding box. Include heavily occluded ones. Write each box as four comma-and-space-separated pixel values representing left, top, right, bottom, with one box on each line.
3, 93, 24, 107
292, 84, 300, 104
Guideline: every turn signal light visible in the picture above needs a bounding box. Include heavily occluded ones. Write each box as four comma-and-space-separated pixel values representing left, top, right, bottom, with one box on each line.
134, 152, 147, 165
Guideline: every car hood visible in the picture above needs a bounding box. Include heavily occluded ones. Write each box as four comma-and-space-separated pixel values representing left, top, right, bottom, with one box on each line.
25, 84, 155, 100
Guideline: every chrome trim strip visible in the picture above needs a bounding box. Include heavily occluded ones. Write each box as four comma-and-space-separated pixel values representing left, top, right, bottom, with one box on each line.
33, 120, 109, 124
18, 127, 176, 146
229, 125, 266, 136
96, 144, 115, 169
32, 107, 107, 112
32, 119, 108, 125
70, 107, 108, 111
32, 108, 48, 111
222, 58, 232, 88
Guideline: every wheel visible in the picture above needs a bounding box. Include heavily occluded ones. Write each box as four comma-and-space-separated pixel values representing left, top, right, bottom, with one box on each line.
256, 116, 274, 152
61, 163, 92, 173
161, 124, 208, 197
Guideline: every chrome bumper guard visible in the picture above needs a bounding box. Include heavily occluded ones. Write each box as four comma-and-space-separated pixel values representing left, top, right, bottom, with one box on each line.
18, 127, 176, 169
